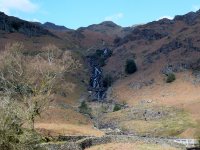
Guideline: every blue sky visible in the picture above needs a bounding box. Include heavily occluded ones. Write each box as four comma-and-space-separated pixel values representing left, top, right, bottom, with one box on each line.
0, 0, 200, 29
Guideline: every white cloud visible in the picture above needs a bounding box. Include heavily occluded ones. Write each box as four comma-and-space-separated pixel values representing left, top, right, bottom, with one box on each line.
193, 5, 200, 11
158, 16, 173, 20
32, 18, 39, 22
104, 13, 124, 21
0, 0, 38, 14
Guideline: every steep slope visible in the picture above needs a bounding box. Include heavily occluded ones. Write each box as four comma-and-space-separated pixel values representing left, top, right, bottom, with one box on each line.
1, 9, 200, 140
105, 10, 200, 88
0, 12, 132, 51
104, 10, 200, 138
0, 12, 79, 50
0, 12, 53, 36
76, 21, 132, 49
0, 12, 99, 137
42, 22, 72, 32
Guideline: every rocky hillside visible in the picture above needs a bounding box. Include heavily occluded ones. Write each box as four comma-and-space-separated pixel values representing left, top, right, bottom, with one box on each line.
0, 12, 131, 51
42, 22, 72, 32
75, 21, 132, 49
0, 12, 80, 50
0, 12, 53, 36
101, 10, 200, 139
105, 10, 200, 77
1, 9, 200, 144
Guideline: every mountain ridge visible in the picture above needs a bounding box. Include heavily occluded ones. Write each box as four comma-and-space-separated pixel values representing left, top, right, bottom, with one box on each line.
0, 12, 54, 37
0, 9, 200, 149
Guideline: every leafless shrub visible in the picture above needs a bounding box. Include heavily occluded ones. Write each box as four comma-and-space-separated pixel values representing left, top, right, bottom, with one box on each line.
0, 43, 53, 149
0, 42, 82, 149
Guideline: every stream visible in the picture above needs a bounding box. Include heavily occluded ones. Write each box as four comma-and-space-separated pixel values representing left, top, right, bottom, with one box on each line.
87, 48, 111, 101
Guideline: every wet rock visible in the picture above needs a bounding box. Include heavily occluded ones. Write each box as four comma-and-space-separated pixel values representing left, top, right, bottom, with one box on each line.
88, 48, 112, 101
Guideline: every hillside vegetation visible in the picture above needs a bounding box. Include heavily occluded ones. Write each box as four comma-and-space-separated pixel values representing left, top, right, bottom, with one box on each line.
0, 9, 200, 149
0, 42, 100, 149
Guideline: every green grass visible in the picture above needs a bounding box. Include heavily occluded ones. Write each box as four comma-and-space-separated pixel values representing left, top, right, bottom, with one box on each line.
159, 110, 195, 137
101, 106, 197, 137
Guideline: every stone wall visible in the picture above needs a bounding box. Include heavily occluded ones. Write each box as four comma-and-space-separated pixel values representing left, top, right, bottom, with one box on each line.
41, 135, 186, 150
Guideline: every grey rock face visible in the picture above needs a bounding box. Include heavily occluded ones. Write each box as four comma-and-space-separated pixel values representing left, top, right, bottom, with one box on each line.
144, 38, 200, 64
161, 63, 191, 75
121, 28, 168, 44
133, 28, 168, 41
174, 11, 200, 25
191, 59, 200, 84
40, 142, 81, 150
42, 22, 72, 31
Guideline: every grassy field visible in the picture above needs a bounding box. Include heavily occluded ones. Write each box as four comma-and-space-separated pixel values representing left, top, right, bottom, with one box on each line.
35, 123, 103, 137
86, 142, 181, 150
35, 107, 104, 137
102, 69, 200, 138
100, 105, 198, 137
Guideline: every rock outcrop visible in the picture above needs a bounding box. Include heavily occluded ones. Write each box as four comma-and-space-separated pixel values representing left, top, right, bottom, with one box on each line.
174, 10, 200, 25
0, 12, 53, 36
42, 22, 72, 32
40, 135, 184, 150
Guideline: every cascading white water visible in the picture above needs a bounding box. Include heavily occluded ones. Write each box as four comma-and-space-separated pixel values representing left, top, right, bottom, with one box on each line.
88, 48, 112, 101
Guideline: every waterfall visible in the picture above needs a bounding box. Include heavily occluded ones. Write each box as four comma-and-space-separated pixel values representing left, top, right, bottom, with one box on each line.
88, 48, 112, 101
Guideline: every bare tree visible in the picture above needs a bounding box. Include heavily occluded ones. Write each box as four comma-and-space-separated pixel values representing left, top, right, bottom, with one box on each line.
0, 43, 82, 149
0, 43, 59, 149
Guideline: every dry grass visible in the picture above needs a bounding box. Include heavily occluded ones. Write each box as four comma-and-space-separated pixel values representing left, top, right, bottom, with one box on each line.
36, 107, 91, 125
86, 142, 181, 150
35, 123, 103, 137
110, 71, 200, 138
101, 106, 196, 137
0, 42, 92, 138
113, 72, 200, 107
0, 31, 75, 51
35, 107, 104, 137
120, 120, 162, 135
